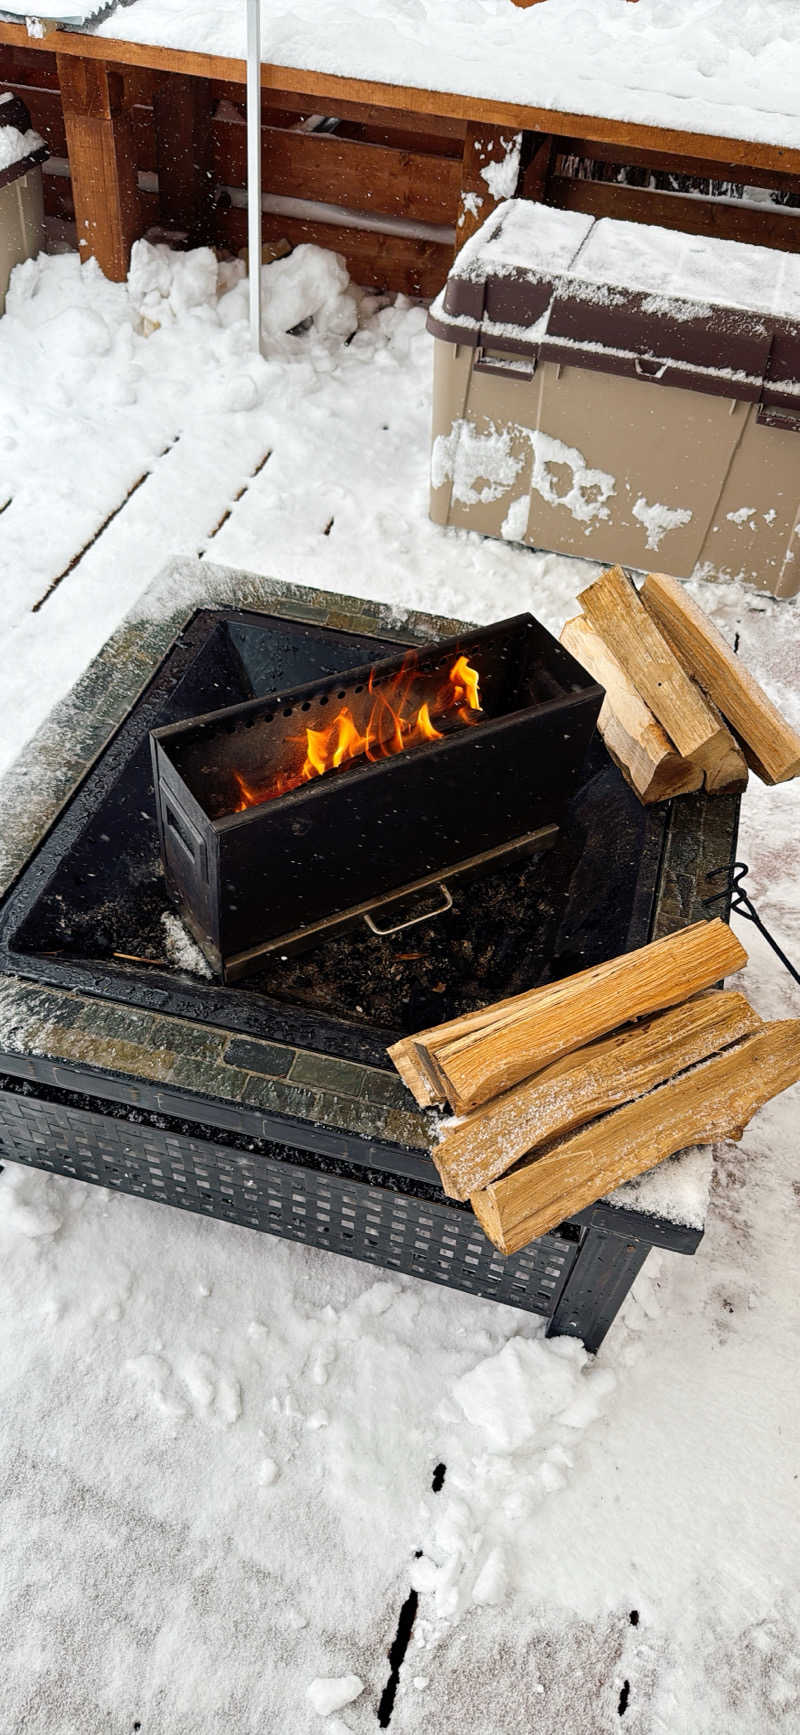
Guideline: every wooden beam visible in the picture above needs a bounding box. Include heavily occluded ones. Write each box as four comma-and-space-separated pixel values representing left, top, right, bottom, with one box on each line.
0, 41, 60, 87
471, 1019, 800, 1254
5, 25, 800, 178
216, 206, 451, 298
455, 120, 522, 250
56, 54, 142, 280
551, 135, 800, 195
211, 121, 461, 225
208, 79, 465, 139
521, 130, 556, 201
547, 174, 800, 254
153, 71, 214, 240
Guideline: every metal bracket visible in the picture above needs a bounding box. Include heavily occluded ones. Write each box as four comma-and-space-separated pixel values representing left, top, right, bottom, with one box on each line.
704, 860, 800, 986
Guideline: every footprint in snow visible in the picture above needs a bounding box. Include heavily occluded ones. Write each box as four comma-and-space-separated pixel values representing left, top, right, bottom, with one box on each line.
127, 1350, 242, 1428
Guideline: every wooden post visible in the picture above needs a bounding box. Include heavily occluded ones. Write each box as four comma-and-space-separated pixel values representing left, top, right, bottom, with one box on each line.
57, 55, 142, 280
523, 130, 556, 200
455, 120, 524, 251
153, 72, 214, 242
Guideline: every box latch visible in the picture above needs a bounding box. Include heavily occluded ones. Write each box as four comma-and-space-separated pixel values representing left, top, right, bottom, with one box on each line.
756, 398, 800, 434
474, 346, 537, 381
756, 330, 800, 433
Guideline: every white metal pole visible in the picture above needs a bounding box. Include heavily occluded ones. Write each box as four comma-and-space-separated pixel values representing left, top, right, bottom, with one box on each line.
246, 0, 263, 354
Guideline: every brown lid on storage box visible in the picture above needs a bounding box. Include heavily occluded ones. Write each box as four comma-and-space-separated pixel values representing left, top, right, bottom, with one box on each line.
427, 201, 800, 427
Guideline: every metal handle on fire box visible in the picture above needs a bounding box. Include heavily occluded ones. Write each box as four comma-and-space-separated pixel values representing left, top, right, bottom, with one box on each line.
160, 784, 208, 881
363, 883, 454, 937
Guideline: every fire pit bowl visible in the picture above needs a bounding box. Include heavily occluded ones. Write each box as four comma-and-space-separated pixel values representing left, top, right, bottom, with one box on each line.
0, 566, 740, 1348
151, 613, 603, 980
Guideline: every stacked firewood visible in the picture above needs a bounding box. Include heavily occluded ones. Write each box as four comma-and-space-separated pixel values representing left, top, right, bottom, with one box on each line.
388, 920, 800, 1255
561, 567, 800, 803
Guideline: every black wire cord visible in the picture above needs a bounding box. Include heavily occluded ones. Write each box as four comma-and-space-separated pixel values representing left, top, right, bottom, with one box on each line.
704, 861, 800, 987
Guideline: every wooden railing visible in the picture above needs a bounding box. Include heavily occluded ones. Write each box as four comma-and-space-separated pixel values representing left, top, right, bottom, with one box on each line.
1, 29, 798, 292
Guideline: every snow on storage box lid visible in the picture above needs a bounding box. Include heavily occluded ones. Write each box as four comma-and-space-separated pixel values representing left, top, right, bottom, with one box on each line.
0, 93, 47, 191
427, 200, 800, 430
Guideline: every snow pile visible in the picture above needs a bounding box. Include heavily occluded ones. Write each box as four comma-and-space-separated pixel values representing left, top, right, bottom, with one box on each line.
306, 1674, 364, 1716
127, 237, 359, 341
451, 200, 593, 286
161, 911, 213, 977
0, 122, 44, 173
257, 245, 359, 341
575, 215, 800, 322
411, 1336, 615, 1619
607, 1143, 714, 1229
127, 240, 221, 328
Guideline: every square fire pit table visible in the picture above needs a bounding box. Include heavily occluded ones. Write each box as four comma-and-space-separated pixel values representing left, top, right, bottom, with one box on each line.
0, 561, 740, 1351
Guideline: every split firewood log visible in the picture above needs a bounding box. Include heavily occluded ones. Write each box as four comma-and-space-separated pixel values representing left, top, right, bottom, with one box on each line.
560, 614, 702, 802
578, 566, 747, 794
640, 571, 800, 785
406, 918, 747, 1115
471, 1019, 800, 1254
433, 989, 761, 1199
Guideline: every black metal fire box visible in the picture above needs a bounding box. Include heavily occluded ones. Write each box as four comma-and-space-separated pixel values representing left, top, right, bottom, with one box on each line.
150, 614, 603, 980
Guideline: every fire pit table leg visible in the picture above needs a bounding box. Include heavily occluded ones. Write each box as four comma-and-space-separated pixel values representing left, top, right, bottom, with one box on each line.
547, 1222, 651, 1354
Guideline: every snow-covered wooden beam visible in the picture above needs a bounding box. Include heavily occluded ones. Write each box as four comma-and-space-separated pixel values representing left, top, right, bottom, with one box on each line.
4, 21, 800, 181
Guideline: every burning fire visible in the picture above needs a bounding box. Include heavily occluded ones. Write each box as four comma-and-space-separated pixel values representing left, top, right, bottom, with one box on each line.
231, 652, 482, 812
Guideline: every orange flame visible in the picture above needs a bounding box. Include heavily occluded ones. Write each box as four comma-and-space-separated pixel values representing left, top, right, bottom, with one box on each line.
230, 653, 481, 813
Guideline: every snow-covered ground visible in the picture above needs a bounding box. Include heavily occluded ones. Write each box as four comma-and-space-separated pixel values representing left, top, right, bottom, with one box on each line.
0, 243, 799, 1733
90, 0, 800, 153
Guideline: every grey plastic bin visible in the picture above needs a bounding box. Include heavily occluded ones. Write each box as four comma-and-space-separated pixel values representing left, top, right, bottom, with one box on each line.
0, 94, 47, 317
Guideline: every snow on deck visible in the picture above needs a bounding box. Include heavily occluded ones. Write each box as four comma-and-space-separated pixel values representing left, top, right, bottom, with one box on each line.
1, 241, 799, 1733
86, 0, 800, 154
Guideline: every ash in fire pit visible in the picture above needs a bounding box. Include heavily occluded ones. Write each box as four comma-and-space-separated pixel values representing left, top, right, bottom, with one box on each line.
151, 615, 602, 980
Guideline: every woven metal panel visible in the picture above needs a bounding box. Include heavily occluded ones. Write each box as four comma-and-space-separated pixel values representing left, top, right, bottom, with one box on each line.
0, 1089, 575, 1316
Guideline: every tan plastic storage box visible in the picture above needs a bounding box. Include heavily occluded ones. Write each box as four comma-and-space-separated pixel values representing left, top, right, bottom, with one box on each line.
0, 95, 47, 317
427, 202, 800, 597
